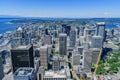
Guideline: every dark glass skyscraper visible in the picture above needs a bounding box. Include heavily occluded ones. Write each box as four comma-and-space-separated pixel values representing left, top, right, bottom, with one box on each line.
62, 24, 71, 36
69, 29, 76, 48
0, 54, 4, 80
11, 45, 34, 73
59, 33, 67, 56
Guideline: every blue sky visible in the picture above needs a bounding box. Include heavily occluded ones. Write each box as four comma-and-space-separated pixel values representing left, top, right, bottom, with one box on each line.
0, 0, 120, 18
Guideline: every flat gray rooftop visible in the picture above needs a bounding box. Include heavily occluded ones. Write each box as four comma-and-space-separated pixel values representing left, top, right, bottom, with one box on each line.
14, 67, 34, 76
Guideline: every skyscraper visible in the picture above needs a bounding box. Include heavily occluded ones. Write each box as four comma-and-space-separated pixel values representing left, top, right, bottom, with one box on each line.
84, 28, 95, 42
11, 27, 28, 48
62, 24, 71, 36
11, 45, 34, 73
52, 56, 60, 71
37, 67, 45, 80
0, 54, 4, 80
77, 46, 84, 55
69, 29, 76, 48
43, 35, 52, 45
91, 36, 103, 48
45, 28, 49, 35
53, 30, 58, 38
72, 50, 80, 66
96, 22, 105, 41
84, 28, 95, 37
40, 46, 48, 68
91, 49, 101, 64
59, 33, 67, 56
83, 50, 92, 72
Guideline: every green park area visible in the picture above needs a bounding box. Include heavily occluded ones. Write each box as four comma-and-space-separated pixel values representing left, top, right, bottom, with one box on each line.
96, 51, 120, 75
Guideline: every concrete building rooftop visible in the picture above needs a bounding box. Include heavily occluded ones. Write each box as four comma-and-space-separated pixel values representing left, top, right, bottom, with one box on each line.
84, 29, 95, 31
38, 67, 45, 74
40, 45, 48, 49
52, 56, 59, 61
58, 56, 68, 62
44, 70, 66, 78
14, 67, 34, 76
17, 46, 28, 49
92, 36, 103, 38
2, 73, 14, 80
90, 48, 101, 51
77, 46, 84, 48
12, 45, 32, 50
96, 22, 105, 25
59, 33, 67, 37
4, 64, 11, 74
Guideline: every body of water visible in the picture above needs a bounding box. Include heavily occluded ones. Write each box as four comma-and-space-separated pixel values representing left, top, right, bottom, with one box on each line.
0, 18, 20, 34
105, 24, 118, 29
0, 18, 119, 34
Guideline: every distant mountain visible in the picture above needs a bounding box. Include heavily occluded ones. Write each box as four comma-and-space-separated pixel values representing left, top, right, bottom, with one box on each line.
0, 15, 23, 18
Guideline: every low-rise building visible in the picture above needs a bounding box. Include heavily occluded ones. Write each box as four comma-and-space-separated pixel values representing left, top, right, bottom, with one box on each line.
43, 70, 68, 80
14, 67, 35, 80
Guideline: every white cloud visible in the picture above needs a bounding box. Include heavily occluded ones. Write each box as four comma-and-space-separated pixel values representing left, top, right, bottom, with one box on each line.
103, 12, 111, 15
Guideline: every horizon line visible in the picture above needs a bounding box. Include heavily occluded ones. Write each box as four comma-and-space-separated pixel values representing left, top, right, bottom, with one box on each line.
1, 14, 120, 19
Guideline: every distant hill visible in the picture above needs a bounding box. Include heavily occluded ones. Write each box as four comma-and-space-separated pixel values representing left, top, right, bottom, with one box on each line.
0, 15, 22, 18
